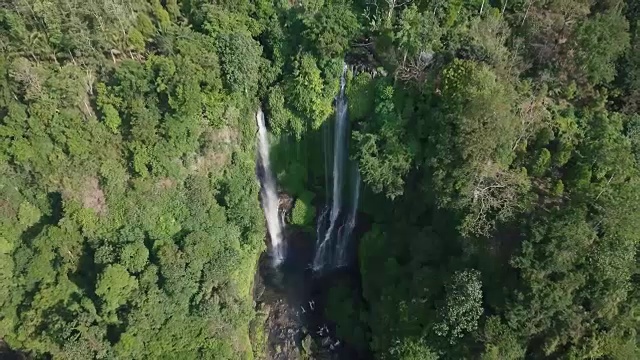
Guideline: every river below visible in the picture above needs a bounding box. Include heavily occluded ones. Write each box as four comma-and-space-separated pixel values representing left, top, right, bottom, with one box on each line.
253, 223, 370, 360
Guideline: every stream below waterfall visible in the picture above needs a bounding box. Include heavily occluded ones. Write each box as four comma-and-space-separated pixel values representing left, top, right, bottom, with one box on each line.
253, 222, 371, 360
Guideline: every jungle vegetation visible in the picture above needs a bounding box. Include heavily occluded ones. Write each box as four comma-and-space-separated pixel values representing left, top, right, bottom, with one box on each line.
1, 0, 640, 359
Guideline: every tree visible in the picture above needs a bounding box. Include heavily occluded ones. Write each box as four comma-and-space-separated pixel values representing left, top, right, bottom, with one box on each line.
435, 269, 483, 343
217, 32, 262, 94
287, 54, 332, 129
393, 6, 442, 82
267, 85, 304, 138
325, 282, 369, 352
436, 59, 517, 172
302, 2, 359, 58
291, 191, 315, 228
389, 338, 439, 360
152, 0, 172, 28
395, 6, 442, 58
347, 72, 375, 121
9, 58, 43, 100
427, 59, 526, 234
18, 201, 41, 227
531, 148, 551, 177
573, 10, 629, 84
353, 82, 412, 199
100, 104, 121, 134
480, 317, 525, 360
95, 264, 138, 314
120, 241, 149, 274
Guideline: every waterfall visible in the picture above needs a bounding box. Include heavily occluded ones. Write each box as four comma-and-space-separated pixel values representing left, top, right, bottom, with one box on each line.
323, 114, 331, 203
256, 109, 285, 265
327, 67, 349, 232
336, 167, 360, 267
313, 65, 348, 271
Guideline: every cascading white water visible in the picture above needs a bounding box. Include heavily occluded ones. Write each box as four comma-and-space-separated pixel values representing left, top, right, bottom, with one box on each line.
313, 66, 349, 271
323, 115, 331, 203
256, 109, 285, 264
328, 68, 349, 229
336, 168, 360, 267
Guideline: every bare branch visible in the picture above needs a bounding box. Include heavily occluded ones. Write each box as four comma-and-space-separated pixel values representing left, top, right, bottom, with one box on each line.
466, 163, 529, 236
521, 0, 533, 26
594, 174, 615, 201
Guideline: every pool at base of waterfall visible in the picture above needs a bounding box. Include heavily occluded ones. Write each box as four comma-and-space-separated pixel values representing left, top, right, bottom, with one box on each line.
252, 225, 371, 360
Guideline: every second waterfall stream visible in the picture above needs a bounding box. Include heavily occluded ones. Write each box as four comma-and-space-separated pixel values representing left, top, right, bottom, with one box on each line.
256, 109, 285, 265
255, 66, 361, 270
314, 66, 361, 272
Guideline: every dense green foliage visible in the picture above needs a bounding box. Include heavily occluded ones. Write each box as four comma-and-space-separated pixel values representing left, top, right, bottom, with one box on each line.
342, 0, 640, 359
2, 0, 640, 359
0, 1, 266, 358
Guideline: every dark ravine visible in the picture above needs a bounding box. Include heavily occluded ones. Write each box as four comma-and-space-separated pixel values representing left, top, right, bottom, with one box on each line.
0, 340, 26, 360
253, 65, 371, 360
252, 196, 372, 360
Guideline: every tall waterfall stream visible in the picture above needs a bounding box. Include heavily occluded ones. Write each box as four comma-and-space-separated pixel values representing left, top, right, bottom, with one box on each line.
253, 67, 367, 359
256, 108, 285, 264
314, 66, 361, 272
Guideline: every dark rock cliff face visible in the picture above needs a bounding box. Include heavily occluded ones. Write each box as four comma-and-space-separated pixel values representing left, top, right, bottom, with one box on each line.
252, 211, 372, 360
252, 180, 372, 360
278, 192, 294, 217
252, 227, 314, 360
